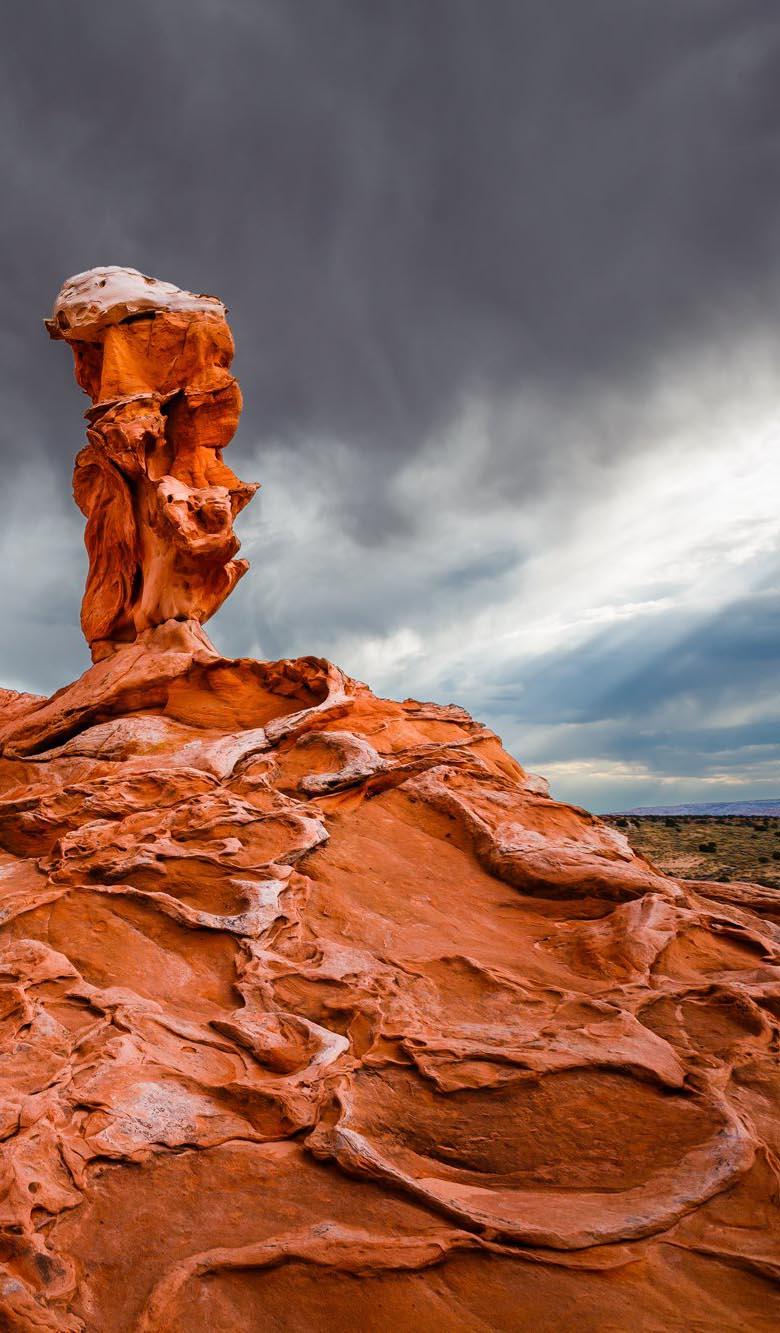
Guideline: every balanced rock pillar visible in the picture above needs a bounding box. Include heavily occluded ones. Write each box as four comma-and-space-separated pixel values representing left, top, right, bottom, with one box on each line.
46, 267, 258, 659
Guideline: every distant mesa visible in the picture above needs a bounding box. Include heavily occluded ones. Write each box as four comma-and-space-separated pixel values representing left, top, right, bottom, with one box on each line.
609, 799, 780, 818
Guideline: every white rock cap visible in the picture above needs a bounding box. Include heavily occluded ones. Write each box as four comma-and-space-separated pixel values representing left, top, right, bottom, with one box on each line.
46, 266, 227, 340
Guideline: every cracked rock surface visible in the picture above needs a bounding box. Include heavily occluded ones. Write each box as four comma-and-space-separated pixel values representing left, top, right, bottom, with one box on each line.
0, 643, 778, 1330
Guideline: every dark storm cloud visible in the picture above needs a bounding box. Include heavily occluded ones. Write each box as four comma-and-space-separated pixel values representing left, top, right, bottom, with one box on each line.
4, 1, 780, 473
0, 2, 778, 805
482, 591, 780, 728
476, 588, 780, 808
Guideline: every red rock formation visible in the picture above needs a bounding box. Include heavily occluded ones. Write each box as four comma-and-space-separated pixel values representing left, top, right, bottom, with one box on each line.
0, 275, 776, 1329
47, 267, 257, 658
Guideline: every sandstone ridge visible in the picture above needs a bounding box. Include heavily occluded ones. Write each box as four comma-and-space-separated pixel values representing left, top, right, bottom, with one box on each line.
1, 642, 779, 1330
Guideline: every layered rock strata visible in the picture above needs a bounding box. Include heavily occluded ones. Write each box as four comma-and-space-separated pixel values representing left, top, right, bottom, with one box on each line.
0, 651, 779, 1330
0, 271, 776, 1329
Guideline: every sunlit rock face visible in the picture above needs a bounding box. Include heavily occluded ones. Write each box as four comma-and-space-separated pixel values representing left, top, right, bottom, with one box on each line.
0, 274, 776, 1329
47, 266, 257, 658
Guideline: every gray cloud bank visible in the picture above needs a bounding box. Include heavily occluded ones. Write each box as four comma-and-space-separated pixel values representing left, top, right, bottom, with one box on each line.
1, 1, 779, 809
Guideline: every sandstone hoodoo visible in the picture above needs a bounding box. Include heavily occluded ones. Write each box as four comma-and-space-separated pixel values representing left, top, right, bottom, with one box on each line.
47, 266, 257, 656
0, 273, 777, 1331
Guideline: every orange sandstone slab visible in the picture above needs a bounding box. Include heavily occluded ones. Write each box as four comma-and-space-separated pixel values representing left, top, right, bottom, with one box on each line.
0, 651, 779, 1331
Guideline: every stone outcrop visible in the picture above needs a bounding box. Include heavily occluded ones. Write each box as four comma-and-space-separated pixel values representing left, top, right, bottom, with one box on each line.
47, 267, 257, 658
0, 273, 776, 1330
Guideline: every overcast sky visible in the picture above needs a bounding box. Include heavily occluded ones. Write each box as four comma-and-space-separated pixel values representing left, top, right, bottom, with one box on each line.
2, 1, 779, 811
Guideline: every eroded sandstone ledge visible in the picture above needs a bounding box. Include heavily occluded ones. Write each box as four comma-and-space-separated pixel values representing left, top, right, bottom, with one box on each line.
0, 639, 778, 1330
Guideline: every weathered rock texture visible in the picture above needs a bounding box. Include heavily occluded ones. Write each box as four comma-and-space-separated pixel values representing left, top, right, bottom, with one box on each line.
1, 651, 779, 1331
47, 267, 257, 657
0, 273, 776, 1329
